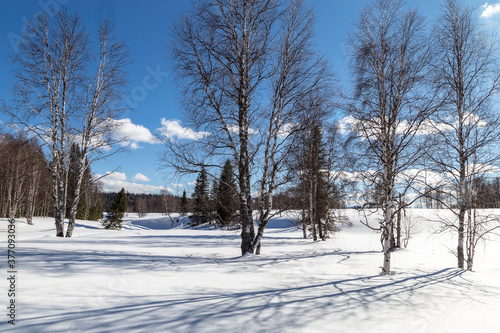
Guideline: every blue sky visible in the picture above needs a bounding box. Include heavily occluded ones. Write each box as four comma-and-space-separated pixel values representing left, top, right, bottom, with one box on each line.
1, 0, 499, 194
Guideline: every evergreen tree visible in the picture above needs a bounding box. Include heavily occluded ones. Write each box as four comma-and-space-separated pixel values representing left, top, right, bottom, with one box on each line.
209, 178, 218, 222
88, 204, 103, 221
103, 188, 127, 229
295, 122, 337, 241
180, 190, 189, 216
192, 167, 210, 224
216, 160, 238, 227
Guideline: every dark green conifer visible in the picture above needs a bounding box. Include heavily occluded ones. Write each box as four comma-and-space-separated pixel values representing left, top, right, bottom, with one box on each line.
216, 160, 238, 227
103, 188, 127, 229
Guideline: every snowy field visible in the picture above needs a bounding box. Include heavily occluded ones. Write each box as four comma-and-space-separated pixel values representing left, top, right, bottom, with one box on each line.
1, 209, 500, 332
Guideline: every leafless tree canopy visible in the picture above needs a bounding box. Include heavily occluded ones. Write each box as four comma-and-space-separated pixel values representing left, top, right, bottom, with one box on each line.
425, 0, 500, 270
164, 0, 332, 255
5, 9, 130, 237
346, 0, 436, 274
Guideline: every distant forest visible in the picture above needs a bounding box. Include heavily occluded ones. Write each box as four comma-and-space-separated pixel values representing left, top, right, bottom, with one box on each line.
101, 191, 183, 215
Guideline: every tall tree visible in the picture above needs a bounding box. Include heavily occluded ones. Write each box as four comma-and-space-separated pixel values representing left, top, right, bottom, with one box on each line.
216, 160, 238, 227
180, 190, 189, 216
192, 167, 210, 224
252, 0, 331, 254
65, 19, 130, 237
164, 0, 330, 255
428, 0, 500, 270
5, 9, 129, 237
347, 0, 435, 275
6, 9, 87, 236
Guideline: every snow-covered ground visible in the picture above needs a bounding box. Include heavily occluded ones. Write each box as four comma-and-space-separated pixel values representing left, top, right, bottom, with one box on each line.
1, 209, 499, 332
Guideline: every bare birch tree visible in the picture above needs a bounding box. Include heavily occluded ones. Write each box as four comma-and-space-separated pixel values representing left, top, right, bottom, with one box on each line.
346, 0, 436, 275
65, 20, 129, 237
6, 10, 88, 236
252, 0, 331, 254
5, 9, 129, 237
427, 0, 500, 270
164, 0, 330, 255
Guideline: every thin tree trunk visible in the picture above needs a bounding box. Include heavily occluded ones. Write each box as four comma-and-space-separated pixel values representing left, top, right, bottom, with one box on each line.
382, 201, 393, 274
396, 208, 401, 248
66, 158, 87, 237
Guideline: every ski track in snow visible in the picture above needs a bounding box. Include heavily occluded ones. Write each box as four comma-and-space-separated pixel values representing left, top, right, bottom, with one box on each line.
1, 209, 499, 332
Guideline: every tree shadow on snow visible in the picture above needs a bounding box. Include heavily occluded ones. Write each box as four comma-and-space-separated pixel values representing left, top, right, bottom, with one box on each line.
16, 265, 496, 332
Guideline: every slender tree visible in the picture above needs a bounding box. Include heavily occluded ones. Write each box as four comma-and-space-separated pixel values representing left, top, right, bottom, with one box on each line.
216, 160, 238, 227
427, 0, 500, 270
347, 0, 436, 275
65, 19, 130, 237
192, 167, 210, 224
252, 0, 331, 254
4, 9, 129, 237
180, 190, 189, 216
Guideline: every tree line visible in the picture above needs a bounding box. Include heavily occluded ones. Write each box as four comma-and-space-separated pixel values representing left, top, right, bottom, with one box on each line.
0, 130, 104, 222
100, 190, 184, 217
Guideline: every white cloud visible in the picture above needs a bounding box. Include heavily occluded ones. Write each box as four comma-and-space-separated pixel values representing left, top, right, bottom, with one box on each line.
96, 172, 170, 193
158, 119, 209, 141
227, 124, 259, 136
397, 169, 445, 188
132, 173, 151, 182
278, 122, 295, 138
111, 118, 157, 149
106, 172, 127, 181
339, 112, 486, 138
338, 116, 357, 135
481, 3, 500, 18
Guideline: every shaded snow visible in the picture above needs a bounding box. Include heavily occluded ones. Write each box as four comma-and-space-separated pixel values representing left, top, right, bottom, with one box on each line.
1, 210, 499, 332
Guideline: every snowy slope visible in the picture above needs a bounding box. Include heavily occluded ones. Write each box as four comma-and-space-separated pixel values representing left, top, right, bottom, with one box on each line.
1, 210, 499, 332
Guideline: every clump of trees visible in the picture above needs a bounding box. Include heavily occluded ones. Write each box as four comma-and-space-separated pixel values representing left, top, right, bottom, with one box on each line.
215, 160, 239, 228
188, 161, 239, 228
66, 143, 104, 222
163, 0, 332, 255
345, 0, 500, 273
4, 7, 130, 237
0, 132, 52, 222
101, 191, 182, 216
0, 131, 103, 223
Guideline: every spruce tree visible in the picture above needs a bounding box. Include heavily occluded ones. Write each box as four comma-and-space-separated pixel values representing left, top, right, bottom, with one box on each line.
216, 160, 238, 227
88, 204, 103, 221
180, 190, 189, 216
296, 122, 336, 240
103, 188, 127, 229
192, 167, 210, 224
